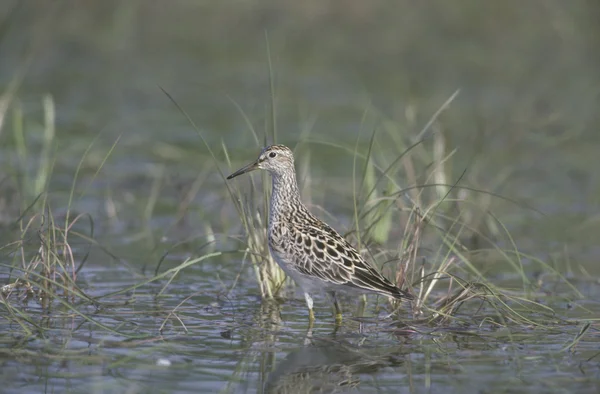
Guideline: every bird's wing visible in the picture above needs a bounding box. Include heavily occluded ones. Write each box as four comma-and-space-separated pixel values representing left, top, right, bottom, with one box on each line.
288, 220, 410, 299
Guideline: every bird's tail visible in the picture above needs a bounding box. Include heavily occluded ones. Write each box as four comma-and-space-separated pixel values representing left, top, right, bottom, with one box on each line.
388, 285, 414, 300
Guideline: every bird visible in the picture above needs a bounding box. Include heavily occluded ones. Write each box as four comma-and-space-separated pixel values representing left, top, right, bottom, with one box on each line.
227, 144, 412, 325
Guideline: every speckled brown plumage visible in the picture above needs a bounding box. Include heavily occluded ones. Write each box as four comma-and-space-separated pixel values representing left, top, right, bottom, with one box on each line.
227, 144, 412, 323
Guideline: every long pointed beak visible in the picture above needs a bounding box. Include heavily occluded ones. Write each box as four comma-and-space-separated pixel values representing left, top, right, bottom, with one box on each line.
226, 160, 260, 179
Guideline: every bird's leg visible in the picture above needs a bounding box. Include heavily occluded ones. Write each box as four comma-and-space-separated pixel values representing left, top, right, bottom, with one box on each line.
356, 294, 367, 317
304, 292, 315, 327
328, 291, 343, 325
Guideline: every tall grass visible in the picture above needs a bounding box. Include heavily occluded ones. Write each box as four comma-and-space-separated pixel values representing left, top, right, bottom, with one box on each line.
0, 90, 580, 343
325, 91, 577, 326
0, 94, 129, 337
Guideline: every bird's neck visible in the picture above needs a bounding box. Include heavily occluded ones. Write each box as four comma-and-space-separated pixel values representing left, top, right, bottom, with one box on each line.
269, 170, 303, 224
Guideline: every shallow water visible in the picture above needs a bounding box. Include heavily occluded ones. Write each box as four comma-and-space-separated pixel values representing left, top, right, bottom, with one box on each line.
2, 275, 599, 393
1, 1, 600, 393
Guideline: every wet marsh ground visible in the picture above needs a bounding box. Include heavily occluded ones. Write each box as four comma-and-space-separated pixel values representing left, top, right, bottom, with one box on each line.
1, 1, 600, 393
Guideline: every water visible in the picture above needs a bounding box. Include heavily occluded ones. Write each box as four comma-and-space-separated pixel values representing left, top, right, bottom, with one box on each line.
2, 277, 599, 393
1, 1, 600, 393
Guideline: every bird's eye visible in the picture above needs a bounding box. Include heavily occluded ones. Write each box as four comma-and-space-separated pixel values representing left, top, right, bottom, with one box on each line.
269, 152, 277, 158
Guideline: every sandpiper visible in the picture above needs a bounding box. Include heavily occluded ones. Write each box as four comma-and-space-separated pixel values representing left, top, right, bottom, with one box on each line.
227, 144, 412, 324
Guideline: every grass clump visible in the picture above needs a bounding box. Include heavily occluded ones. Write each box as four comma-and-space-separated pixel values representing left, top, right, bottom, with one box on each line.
0, 93, 123, 337
1, 209, 94, 307
222, 156, 286, 299
324, 90, 579, 328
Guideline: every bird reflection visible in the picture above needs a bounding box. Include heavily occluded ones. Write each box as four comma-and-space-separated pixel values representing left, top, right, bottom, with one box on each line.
263, 334, 410, 393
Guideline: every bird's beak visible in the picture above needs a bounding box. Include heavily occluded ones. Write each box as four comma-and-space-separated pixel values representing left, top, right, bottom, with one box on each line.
226, 160, 260, 179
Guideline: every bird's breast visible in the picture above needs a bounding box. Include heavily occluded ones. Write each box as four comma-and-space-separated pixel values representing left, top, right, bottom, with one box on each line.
267, 221, 288, 253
